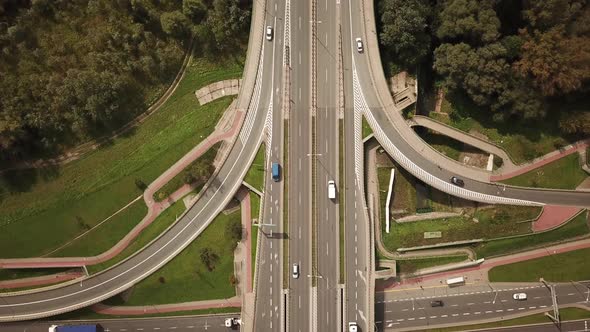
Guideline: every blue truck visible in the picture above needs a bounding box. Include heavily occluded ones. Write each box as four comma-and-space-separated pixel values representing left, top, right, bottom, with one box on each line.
49, 324, 100, 332
271, 162, 280, 182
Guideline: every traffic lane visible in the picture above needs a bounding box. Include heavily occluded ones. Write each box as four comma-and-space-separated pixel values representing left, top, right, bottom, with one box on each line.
0, 315, 238, 332
288, 0, 312, 330
376, 285, 590, 330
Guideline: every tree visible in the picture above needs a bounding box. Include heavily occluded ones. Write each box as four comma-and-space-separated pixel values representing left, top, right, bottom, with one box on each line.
559, 111, 590, 136
183, 0, 207, 24
206, 0, 250, 50
200, 247, 219, 271
514, 26, 590, 96
522, 0, 585, 31
436, 0, 500, 44
160, 11, 189, 38
227, 217, 242, 243
378, 0, 431, 67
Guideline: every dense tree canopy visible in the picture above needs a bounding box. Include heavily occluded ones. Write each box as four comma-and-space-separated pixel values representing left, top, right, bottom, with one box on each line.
378, 0, 432, 67
378, 0, 589, 133
0, 0, 250, 161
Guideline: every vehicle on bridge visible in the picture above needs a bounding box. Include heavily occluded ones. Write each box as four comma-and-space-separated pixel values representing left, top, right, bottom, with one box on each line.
450, 176, 465, 187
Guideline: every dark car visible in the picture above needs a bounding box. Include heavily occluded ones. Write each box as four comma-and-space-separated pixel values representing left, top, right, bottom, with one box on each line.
431, 300, 444, 307
450, 176, 465, 187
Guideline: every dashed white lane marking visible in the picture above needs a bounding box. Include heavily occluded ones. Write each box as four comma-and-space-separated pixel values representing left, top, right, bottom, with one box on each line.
529, 306, 537, 309
518, 307, 525, 310
419, 317, 426, 320
451, 314, 459, 317
463, 313, 470, 316
507, 308, 514, 311
474, 312, 481, 315
441, 314, 448, 318
485, 310, 493, 314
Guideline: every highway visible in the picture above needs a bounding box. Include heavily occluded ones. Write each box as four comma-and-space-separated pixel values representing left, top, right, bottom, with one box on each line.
341, 0, 373, 331
252, 0, 286, 330
0, 315, 239, 332
315, 0, 342, 330
287, 0, 313, 330
472, 319, 590, 332
376, 282, 590, 331
0, 0, 271, 321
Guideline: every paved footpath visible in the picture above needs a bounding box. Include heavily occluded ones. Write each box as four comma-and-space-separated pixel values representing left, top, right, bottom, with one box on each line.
0, 105, 245, 270
378, 236, 590, 290
0, 271, 84, 290
90, 297, 241, 315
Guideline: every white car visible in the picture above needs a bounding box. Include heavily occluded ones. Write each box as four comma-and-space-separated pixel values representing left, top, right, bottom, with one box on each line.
292, 263, 299, 279
348, 322, 358, 332
513, 293, 527, 300
266, 26, 273, 41
355, 38, 363, 53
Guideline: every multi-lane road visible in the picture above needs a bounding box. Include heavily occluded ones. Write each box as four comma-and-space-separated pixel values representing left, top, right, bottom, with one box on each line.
252, 0, 286, 330
376, 282, 590, 331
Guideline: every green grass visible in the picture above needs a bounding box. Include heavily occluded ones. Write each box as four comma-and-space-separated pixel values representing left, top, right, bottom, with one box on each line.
419, 307, 590, 332
415, 128, 464, 161
243, 143, 265, 192
362, 116, 373, 138
50, 200, 148, 257
52, 305, 240, 321
433, 92, 580, 164
381, 206, 538, 252
0, 268, 72, 281
118, 209, 240, 305
0, 55, 244, 259
489, 247, 590, 282
396, 255, 468, 274
88, 201, 188, 274
250, 192, 260, 288
501, 153, 587, 189
154, 142, 221, 201
475, 211, 589, 258
587, 147, 590, 165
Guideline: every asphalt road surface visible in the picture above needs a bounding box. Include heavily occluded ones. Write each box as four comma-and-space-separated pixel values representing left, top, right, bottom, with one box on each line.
0, 315, 239, 332
0, 4, 271, 322
252, 0, 286, 330
315, 0, 342, 330
342, 0, 372, 330
287, 0, 313, 330
376, 282, 590, 331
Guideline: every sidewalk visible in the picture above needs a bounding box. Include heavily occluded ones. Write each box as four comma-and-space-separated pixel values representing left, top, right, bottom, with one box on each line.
0, 271, 83, 290
490, 139, 590, 181
0, 105, 244, 270
532, 205, 582, 232
90, 297, 241, 316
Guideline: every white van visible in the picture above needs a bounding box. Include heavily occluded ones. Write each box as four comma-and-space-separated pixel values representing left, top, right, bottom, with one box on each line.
328, 180, 336, 199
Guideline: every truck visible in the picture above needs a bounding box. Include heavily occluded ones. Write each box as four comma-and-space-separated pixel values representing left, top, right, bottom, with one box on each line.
446, 276, 465, 287
272, 162, 280, 182
49, 324, 100, 332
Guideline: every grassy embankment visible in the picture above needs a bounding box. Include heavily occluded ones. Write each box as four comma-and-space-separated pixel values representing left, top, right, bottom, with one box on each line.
395, 255, 468, 274
243, 144, 266, 192
105, 208, 241, 305
489, 247, 590, 282
432, 92, 581, 164
475, 211, 589, 258
0, 56, 243, 259
153, 142, 222, 201
501, 153, 587, 189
